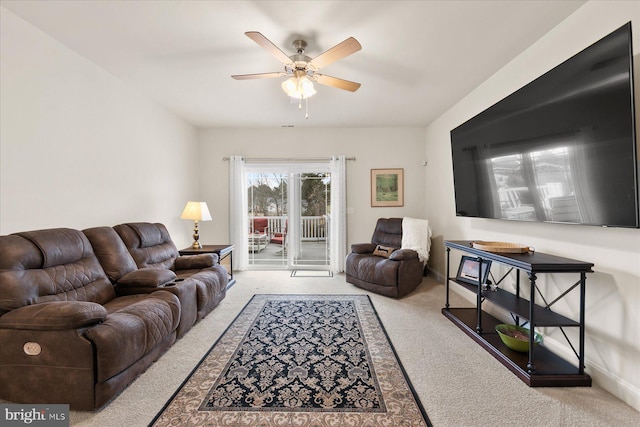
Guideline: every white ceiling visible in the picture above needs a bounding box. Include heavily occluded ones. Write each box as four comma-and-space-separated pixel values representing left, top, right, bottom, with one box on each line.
1, 0, 586, 128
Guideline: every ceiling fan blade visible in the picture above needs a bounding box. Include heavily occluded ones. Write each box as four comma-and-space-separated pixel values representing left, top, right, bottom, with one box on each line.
310, 37, 362, 69
245, 31, 292, 65
315, 74, 361, 92
232, 72, 285, 80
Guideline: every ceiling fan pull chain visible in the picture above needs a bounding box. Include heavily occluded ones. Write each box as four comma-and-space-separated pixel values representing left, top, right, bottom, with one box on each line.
305, 97, 309, 120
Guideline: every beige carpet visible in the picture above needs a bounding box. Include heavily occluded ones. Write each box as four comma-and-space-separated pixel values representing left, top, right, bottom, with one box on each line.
60, 271, 638, 426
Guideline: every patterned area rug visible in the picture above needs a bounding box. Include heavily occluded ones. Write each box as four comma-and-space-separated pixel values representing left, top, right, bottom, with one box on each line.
150, 294, 431, 427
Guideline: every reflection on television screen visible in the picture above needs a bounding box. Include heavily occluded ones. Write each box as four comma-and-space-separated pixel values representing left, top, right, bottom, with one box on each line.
450, 23, 638, 228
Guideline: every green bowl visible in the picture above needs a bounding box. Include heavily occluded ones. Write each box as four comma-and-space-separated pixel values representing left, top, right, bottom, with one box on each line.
495, 324, 543, 352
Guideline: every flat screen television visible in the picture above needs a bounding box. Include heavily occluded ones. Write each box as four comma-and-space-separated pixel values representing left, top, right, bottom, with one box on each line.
450, 22, 638, 228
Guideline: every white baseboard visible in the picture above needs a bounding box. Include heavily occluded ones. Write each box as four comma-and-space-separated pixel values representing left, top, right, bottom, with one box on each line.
428, 268, 445, 283
543, 336, 640, 412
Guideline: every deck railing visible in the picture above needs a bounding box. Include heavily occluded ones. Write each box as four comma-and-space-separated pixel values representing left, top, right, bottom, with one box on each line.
251, 216, 327, 241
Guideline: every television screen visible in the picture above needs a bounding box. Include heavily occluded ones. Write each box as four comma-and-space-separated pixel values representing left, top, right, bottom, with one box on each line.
450, 22, 638, 228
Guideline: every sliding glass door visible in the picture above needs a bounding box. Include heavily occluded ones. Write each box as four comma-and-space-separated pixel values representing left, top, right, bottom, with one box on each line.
247, 171, 289, 268
292, 172, 331, 268
246, 163, 330, 270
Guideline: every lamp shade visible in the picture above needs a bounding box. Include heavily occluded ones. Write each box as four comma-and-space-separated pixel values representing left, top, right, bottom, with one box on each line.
180, 201, 212, 221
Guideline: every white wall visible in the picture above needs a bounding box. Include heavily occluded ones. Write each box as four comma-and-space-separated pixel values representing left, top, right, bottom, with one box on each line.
0, 7, 198, 248
197, 127, 427, 248
424, 1, 640, 411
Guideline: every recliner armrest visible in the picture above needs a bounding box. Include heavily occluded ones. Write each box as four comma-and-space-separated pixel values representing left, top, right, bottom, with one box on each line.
174, 253, 218, 270
389, 249, 419, 261
118, 268, 177, 287
351, 243, 376, 254
0, 301, 108, 330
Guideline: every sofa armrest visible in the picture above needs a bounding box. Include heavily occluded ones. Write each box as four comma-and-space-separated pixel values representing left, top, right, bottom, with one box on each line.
389, 249, 419, 261
118, 268, 177, 287
351, 243, 376, 254
0, 301, 107, 330
174, 254, 218, 270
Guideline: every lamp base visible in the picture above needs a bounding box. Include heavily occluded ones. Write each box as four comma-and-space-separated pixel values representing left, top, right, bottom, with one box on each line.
190, 220, 202, 249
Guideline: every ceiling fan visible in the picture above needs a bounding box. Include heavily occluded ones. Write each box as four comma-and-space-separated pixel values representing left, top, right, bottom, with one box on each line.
232, 32, 362, 101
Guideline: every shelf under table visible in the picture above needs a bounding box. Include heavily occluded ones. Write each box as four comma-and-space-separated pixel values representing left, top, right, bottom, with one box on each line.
451, 280, 580, 327
442, 307, 591, 387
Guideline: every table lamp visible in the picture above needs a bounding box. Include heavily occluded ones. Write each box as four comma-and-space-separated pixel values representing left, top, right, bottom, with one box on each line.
180, 201, 212, 249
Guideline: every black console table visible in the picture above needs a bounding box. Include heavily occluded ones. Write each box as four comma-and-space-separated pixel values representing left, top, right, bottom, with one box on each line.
442, 240, 593, 387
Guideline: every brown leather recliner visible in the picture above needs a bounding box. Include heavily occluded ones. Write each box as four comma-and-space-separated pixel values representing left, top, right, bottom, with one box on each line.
346, 218, 424, 298
84, 225, 198, 338
112, 222, 227, 322
0, 228, 180, 410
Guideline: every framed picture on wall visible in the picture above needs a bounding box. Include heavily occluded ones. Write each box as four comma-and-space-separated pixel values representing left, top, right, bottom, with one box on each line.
371, 168, 404, 207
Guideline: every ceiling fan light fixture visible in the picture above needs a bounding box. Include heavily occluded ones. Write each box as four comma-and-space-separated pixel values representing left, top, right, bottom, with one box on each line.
281, 75, 316, 99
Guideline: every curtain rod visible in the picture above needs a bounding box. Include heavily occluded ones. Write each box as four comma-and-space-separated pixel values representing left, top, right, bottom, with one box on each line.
222, 156, 356, 162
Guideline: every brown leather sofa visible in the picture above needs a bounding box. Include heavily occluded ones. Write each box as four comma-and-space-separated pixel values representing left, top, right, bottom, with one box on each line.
84, 222, 227, 338
0, 222, 228, 410
83, 224, 198, 339
0, 228, 181, 410
346, 218, 424, 298
112, 222, 227, 322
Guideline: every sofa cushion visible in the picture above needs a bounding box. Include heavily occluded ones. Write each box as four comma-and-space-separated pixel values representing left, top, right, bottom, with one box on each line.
174, 254, 216, 270
176, 268, 227, 318
0, 301, 107, 330
129, 223, 166, 248
86, 291, 180, 382
19, 228, 87, 268
350, 243, 375, 254
0, 234, 44, 272
0, 229, 116, 311
118, 268, 176, 287
371, 218, 403, 248
83, 226, 138, 282
389, 248, 419, 261
114, 223, 179, 269
346, 254, 400, 287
